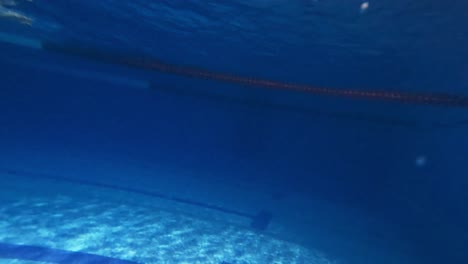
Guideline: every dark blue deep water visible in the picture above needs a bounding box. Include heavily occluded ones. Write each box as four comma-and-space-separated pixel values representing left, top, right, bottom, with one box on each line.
1, 1, 468, 264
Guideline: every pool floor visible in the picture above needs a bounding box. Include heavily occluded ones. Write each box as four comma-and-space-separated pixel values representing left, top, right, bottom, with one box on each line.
0, 173, 337, 264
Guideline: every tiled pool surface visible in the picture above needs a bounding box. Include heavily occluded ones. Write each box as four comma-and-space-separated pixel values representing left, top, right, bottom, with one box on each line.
0, 171, 339, 264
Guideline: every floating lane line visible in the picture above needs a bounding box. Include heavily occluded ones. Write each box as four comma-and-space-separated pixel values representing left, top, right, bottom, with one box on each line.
1, 32, 468, 108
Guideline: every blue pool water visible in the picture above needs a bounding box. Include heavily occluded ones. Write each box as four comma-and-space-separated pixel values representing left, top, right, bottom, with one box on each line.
1, 1, 468, 263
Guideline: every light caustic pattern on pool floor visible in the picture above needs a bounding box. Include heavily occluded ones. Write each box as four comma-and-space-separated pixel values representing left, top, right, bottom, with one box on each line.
0, 195, 337, 264
0, 261, 49, 264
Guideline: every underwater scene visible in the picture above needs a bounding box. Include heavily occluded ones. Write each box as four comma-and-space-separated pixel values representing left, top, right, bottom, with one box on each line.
1, 0, 468, 263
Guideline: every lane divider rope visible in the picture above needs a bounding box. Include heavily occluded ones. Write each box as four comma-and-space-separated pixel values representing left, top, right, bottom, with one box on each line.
1, 32, 467, 120
40, 41, 468, 108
